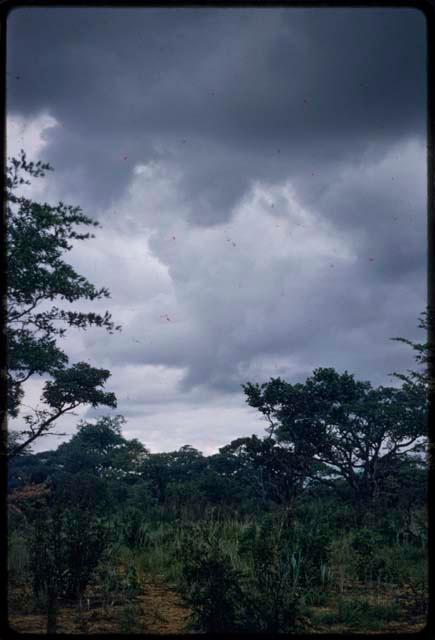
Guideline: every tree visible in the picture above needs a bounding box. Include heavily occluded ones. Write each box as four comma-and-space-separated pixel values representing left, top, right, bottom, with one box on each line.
243, 368, 427, 510
54, 415, 147, 480
391, 310, 432, 387
5, 152, 120, 457
140, 445, 206, 505
217, 435, 310, 511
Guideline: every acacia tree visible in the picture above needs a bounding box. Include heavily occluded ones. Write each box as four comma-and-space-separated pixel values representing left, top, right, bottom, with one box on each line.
243, 367, 427, 509
5, 152, 120, 457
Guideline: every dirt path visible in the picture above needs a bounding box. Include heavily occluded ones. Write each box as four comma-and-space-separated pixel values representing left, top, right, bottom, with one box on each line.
139, 575, 191, 633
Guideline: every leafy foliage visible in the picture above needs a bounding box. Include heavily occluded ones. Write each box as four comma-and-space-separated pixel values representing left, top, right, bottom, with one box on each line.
178, 525, 246, 632
29, 499, 110, 632
391, 310, 432, 386
243, 368, 427, 510
55, 415, 147, 479
6, 152, 120, 456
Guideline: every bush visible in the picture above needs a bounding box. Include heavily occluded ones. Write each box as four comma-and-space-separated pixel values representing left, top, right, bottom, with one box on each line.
92, 551, 142, 611
350, 528, 385, 582
29, 505, 111, 612
177, 516, 303, 633
372, 542, 426, 586
242, 517, 303, 632
178, 523, 246, 632
116, 507, 149, 549
393, 580, 428, 618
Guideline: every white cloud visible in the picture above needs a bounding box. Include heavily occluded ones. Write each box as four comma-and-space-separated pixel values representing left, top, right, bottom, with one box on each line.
7, 112, 59, 158
7, 112, 64, 203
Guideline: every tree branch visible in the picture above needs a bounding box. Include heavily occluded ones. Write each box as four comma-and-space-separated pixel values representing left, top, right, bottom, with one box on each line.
8, 402, 80, 457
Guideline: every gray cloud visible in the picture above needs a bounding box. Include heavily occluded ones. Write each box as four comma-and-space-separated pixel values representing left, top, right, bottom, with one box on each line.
62, 142, 425, 396
7, 7, 426, 217
7, 7, 427, 452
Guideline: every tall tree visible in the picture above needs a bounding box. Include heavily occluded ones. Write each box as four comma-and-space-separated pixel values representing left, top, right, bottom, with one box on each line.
243, 368, 427, 509
5, 152, 120, 457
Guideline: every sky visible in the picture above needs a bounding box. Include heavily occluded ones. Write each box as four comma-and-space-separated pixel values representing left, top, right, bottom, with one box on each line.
6, 7, 427, 454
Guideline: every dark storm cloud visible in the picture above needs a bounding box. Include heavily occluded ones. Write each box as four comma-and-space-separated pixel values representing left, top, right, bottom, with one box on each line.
6, 6, 427, 451
7, 7, 426, 218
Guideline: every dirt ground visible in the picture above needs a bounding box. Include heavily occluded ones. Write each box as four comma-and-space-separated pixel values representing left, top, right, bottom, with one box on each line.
9, 576, 191, 634
9, 578, 427, 634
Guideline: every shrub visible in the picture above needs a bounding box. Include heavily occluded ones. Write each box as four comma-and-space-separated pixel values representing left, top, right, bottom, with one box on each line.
350, 528, 385, 582
177, 516, 303, 633
28, 504, 110, 632
92, 551, 142, 611
242, 517, 303, 632
178, 524, 246, 632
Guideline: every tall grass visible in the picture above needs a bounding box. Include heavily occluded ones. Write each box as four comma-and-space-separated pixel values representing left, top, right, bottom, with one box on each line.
8, 533, 29, 585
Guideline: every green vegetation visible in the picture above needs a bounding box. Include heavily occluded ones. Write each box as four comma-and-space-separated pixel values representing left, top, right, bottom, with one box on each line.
5, 152, 119, 458
6, 155, 429, 633
8, 391, 428, 633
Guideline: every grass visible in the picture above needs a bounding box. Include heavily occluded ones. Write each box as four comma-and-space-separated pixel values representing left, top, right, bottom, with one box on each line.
310, 594, 404, 631
9, 507, 428, 634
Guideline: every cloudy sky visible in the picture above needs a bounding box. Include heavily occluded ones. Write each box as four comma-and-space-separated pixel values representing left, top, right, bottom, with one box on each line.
7, 7, 427, 454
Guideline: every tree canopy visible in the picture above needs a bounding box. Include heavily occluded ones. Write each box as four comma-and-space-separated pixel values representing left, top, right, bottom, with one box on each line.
55, 415, 148, 480
243, 367, 427, 508
5, 153, 120, 457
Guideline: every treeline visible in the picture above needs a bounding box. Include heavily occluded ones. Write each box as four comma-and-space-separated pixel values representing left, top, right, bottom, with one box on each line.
8, 378, 428, 522
9, 353, 428, 517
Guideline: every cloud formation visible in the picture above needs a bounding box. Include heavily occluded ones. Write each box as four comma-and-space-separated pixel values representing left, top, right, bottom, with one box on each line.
7, 7, 427, 452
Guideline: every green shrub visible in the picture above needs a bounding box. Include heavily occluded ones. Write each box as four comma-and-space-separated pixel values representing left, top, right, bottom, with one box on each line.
177, 516, 303, 633
393, 579, 428, 618
178, 524, 246, 632
29, 505, 110, 613
92, 551, 142, 611
370, 542, 427, 587
116, 507, 151, 549
242, 517, 302, 632
350, 528, 386, 582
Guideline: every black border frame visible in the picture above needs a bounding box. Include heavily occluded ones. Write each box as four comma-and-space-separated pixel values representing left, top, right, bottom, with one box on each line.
0, 2, 433, 638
